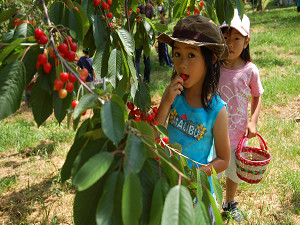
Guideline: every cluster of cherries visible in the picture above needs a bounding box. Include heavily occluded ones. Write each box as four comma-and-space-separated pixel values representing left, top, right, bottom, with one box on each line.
58, 35, 78, 62
186, 1, 204, 16
126, 102, 170, 159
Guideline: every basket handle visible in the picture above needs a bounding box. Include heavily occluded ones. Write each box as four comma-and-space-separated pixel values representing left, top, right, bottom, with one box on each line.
236, 133, 268, 154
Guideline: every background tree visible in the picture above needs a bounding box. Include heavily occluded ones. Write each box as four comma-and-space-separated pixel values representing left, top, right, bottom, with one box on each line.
0, 0, 245, 224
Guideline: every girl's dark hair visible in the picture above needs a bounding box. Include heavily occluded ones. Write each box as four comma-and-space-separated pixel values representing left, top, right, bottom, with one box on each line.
171, 46, 220, 111
221, 27, 251, 62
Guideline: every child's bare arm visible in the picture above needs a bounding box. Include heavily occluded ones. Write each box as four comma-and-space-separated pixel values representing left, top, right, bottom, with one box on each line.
200, 106, 231, 176
246, 95, 262, 138
156, 76, 183, 126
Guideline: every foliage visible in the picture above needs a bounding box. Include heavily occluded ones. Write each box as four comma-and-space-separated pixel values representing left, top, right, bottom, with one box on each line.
0, 0, 245, 224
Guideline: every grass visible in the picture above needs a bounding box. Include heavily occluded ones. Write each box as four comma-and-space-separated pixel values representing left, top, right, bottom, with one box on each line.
0, 5, 299, 225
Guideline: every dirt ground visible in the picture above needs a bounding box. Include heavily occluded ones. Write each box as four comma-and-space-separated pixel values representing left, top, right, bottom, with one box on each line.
0, 95, 299, 224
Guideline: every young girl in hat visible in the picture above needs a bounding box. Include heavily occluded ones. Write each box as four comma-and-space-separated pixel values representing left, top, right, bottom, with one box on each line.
156, 15, 231, 189
218, 9, 264, 222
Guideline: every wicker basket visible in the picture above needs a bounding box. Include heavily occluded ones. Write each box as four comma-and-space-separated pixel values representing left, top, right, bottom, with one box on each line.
235, 133, 271, 184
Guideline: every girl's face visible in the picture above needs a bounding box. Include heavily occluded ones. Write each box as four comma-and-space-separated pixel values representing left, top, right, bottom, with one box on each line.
222, 28, 249, 61
173, 41, 207, 89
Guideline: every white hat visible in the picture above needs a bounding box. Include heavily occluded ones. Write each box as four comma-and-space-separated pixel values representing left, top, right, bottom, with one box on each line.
219, 9, 250, 37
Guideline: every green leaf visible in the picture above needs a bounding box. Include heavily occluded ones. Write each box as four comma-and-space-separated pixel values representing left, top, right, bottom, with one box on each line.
215, 0, 225, 25
161, 185, 194, 225
225, 1, 235, 25
116, 29, 135, 56
74, 93, 99, 120
154, 22, 168, 33
133, 82, 151, 110
31, 75, 53, 127
73, 152, 114, 191
0, 61, 25, 120
193, 202, 211, 225
81, 0, 95, 24
160, 156, 177, 187
155, 124, 169, 137
111, 94, 128, 120
197, 170, 210, 204
53, 90, 73, 124
101, 100, 125, 145
0, 38, 24, 63
108, 48, 123, 88
124, 131, 146, 176
61, 136, 90, 183
122, 173, 143, 225
150, 179, 170, 225
73, 1, 90, 36
0, 8, 18, 23
93, 42, 107, 80
173, 0, 188, 19
205, 188, 223, 224
235, 0, 245, 18
3, 29, 15, 43
23, 46, 41, 85
127, 54, 137, 82
211, 168, 223, 207
69, 8, 83, 42
93, 15, 108, 49
74, 178, 107, 225
14, 22, 34, 39
96, 171, 124, 225
49, 1, 65, 25
133, 121, 155, 148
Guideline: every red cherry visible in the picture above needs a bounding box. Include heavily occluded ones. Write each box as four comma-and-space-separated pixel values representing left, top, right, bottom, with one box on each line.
59, 89, 68, 99
72, 100, 79, 109
107, 0, 112, 5
59, 43, 68, 54
68, 73, 76, 83
94, 0, 101, 6
107, 12, 113, 19
147, 114, 153, 122
155, 155, 159, 160
79, 68, 89, 78
35, 28, 44, 40
137, 8, 140, 13
66, 82, 74, 92
186, 11, 191, 16
79, 75, 86, 83
194, 8, 200, 14
153, 107, 158, 114
66, 51, 76, 61
102, 1, 108, 9
134, 109, 140, 116
200, 1, 204, 8
39, 35, 48, 45
64, 35, 73, 45
162, 137, 169, 144
153, 121, 158, 125
187, 6, 190, 11
136, 17, 141, 23
109, 23, 113, 27
38, 54, 47, 65
74, 7, 79, 12
180, 74, 187, 81
70, 42, 77, 52
127, 102, 134, 111
59, 72, 69, 83
54, 78, 64, 90
82, 110, 87, 116
43, 62, 52, 74
13, 18, 21, 27
135, 117, 142, 121
130, 110, 135, 117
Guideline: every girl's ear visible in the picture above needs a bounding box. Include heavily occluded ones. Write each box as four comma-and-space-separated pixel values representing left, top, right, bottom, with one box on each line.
244, 37, 250, 49
212, 53, 218, 64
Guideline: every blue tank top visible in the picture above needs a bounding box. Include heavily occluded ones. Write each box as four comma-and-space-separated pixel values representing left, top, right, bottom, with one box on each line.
167, 93, 226, 169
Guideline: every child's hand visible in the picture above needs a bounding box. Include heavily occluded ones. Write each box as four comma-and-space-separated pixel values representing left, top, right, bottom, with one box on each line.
162, 76, 184, 106
245, 121, 257, 139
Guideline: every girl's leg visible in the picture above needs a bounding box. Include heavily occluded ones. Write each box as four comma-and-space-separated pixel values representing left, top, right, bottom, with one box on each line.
225, 177, 238, 202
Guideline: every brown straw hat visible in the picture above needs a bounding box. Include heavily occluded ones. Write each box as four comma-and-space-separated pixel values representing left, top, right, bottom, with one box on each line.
157, 15, 228, 60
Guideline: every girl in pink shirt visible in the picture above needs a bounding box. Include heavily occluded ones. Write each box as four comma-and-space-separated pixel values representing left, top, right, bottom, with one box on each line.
218, 9, 264, 222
